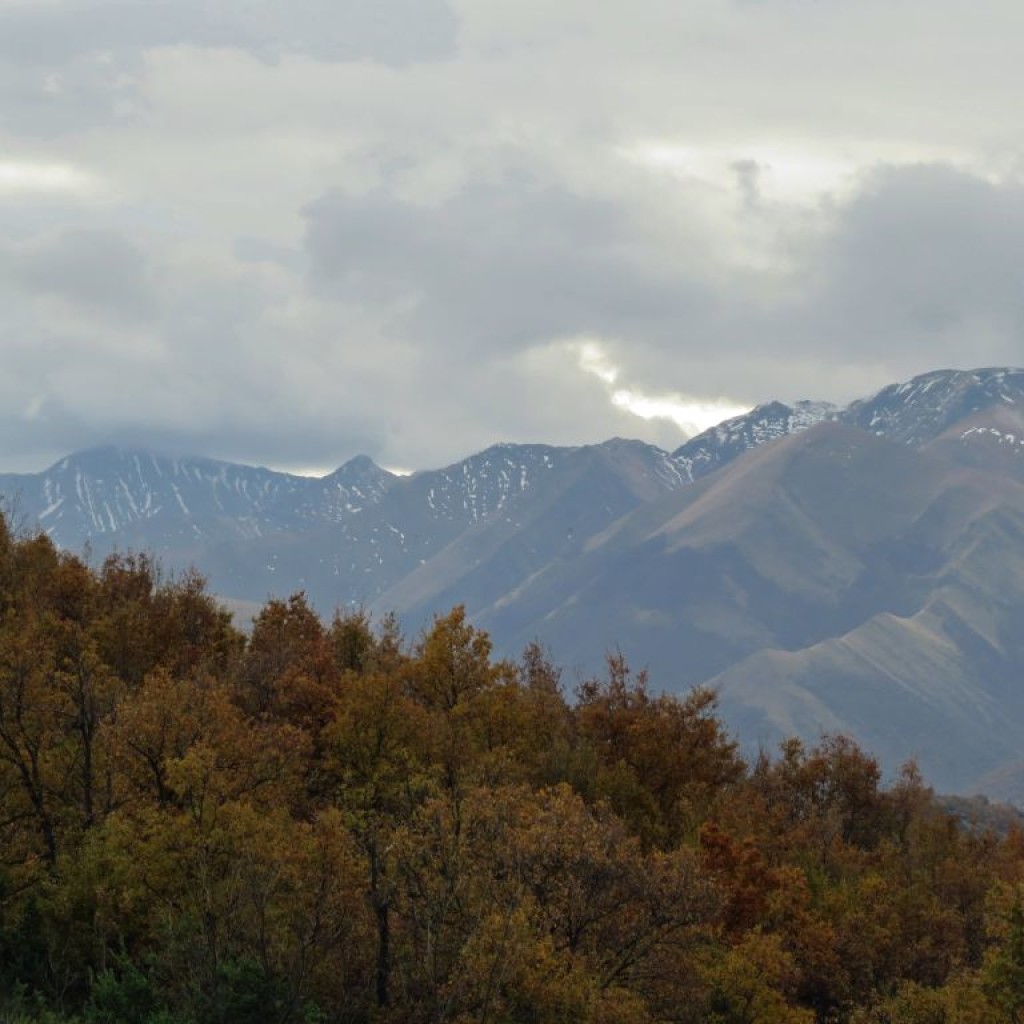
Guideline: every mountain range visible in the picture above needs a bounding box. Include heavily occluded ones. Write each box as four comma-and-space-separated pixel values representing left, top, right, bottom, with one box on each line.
6, 367, 1024, 797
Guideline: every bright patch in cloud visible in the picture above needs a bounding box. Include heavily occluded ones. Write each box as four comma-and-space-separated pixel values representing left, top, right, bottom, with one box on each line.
628, 142, 860, 204
627, 139, 980, 209
0, 161, 97, 195
574, 338, 749, 437
274, 464, 337, 478
274, 462, 414, 478
611, 388, 749, 435
577, 341, 619, 385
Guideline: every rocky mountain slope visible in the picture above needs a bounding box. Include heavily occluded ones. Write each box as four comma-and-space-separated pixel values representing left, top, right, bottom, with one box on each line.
0, 446, 396, 560
6, 367, 1024, 795
483, 420, 1024, 793
673, 399, 836, 481
202, 439, 691, 610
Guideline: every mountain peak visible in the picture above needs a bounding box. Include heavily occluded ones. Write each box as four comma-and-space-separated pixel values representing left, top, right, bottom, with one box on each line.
670, 398, 836, 483
840, 366, 1024, 445
593, 436, 666, 454
327, 453, 394, 481
338, 453, 379, 470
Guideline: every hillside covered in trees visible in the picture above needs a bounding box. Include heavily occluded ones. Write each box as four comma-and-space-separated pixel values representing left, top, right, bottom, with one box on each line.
1, 519, 1024, 1023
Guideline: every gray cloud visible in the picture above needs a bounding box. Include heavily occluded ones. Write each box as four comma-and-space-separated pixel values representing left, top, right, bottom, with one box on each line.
0, 0, 457, 134
303, 162, 1024, 414
0, 1, 1022, 474
4, 229, 157, 319
0, 0, 457, 66
806, 166, 1024, 362
304, 179, 715, 354
7, 160, 1024, 476
0, 56, 138, 136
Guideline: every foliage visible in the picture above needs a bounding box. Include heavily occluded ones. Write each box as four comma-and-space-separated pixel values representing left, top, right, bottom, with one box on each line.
0, 524, 1019, 1023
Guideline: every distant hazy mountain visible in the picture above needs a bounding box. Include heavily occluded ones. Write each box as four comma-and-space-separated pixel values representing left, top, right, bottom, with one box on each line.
555, 421, 1024, 794
0, 446, 396, 560
7, 367, 1024, 796
201, 438, 690, 610
371, 438, 688, 624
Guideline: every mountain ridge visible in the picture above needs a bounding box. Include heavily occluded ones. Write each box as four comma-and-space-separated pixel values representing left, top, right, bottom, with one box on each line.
15, 366, 1023, 562
7, 367, 1024, 795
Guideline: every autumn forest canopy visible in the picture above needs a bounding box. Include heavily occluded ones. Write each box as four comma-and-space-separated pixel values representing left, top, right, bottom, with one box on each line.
1, 518, 1024, 1024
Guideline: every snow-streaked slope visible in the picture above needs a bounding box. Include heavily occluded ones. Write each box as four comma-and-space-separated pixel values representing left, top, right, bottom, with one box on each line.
840, 367, 1024, 444
4, 367, 1024, 583
201, 439, 693, 612
7, 366, 1024, 795
0, 446, 396, 556
474, 419, 1024, 793
672, 400, 836, 482
371, 438, 691, 624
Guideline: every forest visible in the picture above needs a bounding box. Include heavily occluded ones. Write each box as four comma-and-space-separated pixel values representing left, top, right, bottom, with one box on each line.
0, 518, 1022, 1023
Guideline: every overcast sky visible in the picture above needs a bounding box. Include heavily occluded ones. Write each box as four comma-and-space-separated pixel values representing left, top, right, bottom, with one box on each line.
1, 0, 1022, 474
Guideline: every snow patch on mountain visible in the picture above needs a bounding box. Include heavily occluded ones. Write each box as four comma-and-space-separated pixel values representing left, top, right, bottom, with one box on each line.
5, 367, 1024, 611
0, 446, 396, 552
671, 400, 837, 482
841, 368, 1024, 445
960, 426, 1024, 449
412, 444, 565, 524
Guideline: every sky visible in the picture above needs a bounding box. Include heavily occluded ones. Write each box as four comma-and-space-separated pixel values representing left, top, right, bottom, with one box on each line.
2, 0, 1024, 475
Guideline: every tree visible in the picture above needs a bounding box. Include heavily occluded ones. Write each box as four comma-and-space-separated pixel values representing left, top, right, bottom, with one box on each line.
985, 889, 1024, 1023
575, 654, 743, 847
324, 667, 431, 1009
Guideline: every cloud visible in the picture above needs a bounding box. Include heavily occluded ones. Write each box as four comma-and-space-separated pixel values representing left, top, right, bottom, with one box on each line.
5, 159, 1024, 477
573, 339, 751, 434
805, 165, 1024, 364
0, 0, 1023, 475
303, 177, 718, 356
0, 0, 458, 67
0, 0, 458, 135
0, 159, 96, 194
3, 228, 157, 319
